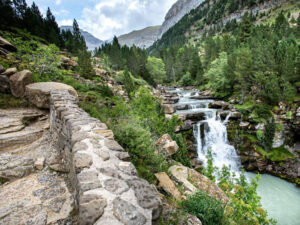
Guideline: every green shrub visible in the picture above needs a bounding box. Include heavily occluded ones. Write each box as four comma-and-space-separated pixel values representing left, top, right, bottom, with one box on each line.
181, 191, 224, 225
181, 73, 193, 86
263, 117, 276, 151
253, 103, 272, 119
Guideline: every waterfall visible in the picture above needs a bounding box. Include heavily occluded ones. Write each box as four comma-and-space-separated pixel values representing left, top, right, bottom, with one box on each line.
174, 88, 240, 173
196, 113, 240, 173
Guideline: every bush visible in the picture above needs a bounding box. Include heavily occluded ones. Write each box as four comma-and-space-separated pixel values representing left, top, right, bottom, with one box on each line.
181, 73, 193, 86
253, 103, 272, 119
181, 191, 224, 225
263, 117, 276, 151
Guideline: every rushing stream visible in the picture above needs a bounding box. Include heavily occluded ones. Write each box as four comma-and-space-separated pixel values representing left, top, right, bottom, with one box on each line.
169, 88, 300, 225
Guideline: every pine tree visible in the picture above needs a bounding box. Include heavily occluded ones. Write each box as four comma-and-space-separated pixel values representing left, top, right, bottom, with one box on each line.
123, 67, 135, 97
239, 12, 252, 43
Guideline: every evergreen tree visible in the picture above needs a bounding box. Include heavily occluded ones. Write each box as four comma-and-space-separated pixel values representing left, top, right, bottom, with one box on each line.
239, 12, 252, 43
263, 117, 276, 151
123, 67, 135, 97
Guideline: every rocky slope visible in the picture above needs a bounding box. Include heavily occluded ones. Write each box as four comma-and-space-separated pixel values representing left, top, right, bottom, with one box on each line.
118, 26, 161, 49
159, 0, 205, 37
61, 26, 103, 51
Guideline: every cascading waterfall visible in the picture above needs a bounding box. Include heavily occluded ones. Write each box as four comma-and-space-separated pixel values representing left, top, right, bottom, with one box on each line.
195, 111, 240, 173
172, 88, 300, 225
173, 88, 240, 173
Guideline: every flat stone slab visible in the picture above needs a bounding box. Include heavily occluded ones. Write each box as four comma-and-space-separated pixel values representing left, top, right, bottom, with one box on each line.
0, 173, 74, 225
25, 82, 78, 108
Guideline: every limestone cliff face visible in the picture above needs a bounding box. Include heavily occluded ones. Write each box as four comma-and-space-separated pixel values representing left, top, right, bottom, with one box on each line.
159, 0, 205, 37
118, 25, 161, 49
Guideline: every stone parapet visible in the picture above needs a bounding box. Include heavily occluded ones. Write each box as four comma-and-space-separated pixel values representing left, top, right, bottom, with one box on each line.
50, 90, 162, 225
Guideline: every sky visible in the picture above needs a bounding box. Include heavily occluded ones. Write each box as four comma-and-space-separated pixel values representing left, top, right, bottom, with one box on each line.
26, 0, 177, 40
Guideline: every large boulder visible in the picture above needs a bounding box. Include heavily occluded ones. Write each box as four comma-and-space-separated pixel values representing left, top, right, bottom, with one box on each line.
0, 75, 10, 93
9, 70, 33, 97
25, 82, 78, 108
0, 36, 17, 56
168, 165, 229, 204
209, 101, 230, 110
155, 172, 181, 200
2, 67, 17, 77
163, 104, 175, 114
61, 56, 78, 69
156, 134, 178, 157
0, 64, 4, 73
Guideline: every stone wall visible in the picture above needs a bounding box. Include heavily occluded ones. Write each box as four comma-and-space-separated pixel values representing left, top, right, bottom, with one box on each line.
49, 90, 162, 225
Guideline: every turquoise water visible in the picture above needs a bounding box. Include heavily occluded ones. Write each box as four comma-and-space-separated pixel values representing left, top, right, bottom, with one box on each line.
246, 173, 300, 225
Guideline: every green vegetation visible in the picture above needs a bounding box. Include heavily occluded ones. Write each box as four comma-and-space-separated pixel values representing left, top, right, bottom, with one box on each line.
181, 191, 224, 225
0, 94, 32, 108
267, 146, 295, 162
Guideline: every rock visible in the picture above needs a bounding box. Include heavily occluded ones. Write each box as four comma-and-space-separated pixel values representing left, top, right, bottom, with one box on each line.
104, 139, 124, 151
77, 171, 101, 192
95, 150, 110, 161
103, 178, 129, 194
296, 107, 300, 117
209, 101, 230, 110
188, 168, 229, 204
0, 75, 10, 93
0, 36, 17, 55
128, 178, 162, 220
0, 64, 4, 73
93, 129, 114, 140
2, 67, 17, 77
175, 104, 189, 110
112, 197, 146, 225
25, 82, 78, 108
115, 152, 131, 161
168, 165, 197, 194
61, 56, 78, 69
156, 134, 179, 157
34, 157, 45, 170
79, 194, 107, 225
118, 161, 138, 176
168, 165, 229, 204
95, 68, 109, 76
0, 154, 34, 181
163, 104, 175, 114
74, 152, 93, 172
187, 214, 202, 225
239, 122, 250, 128
9, 70, 33, 97
155, 172, 181, 200
186, 112, 205, 121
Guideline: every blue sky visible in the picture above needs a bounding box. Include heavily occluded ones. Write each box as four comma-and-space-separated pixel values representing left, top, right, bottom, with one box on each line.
26, 0, 177, 40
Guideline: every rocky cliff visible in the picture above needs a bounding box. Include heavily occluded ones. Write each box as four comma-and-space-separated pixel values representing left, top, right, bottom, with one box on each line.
159, 0, 205, 37
118, 26, 161, 49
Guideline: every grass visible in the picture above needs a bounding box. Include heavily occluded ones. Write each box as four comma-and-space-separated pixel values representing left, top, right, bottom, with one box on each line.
0, 94, 32, 108
267, 146, 295, 162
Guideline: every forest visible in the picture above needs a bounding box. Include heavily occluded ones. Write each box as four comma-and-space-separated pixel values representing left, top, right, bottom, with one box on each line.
1, 0, 300, 225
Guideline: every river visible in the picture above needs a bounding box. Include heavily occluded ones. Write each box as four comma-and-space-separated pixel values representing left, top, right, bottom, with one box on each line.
169, 87, 300, 225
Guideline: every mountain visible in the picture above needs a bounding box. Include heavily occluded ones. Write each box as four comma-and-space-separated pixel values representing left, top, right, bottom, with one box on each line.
60, 26, 103, 51
118, 25, 161, 49
159, 0, 205, 37
150, 0, 295, 51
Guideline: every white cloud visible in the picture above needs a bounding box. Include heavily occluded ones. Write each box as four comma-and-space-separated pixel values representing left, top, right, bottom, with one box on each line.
76, 0, 177, 40
58, 19, 73, 26
55, 0, 61, 5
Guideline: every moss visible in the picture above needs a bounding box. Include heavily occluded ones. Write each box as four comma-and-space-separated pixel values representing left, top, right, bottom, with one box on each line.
240, 134, 258, 143
267, 146, 295, 162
